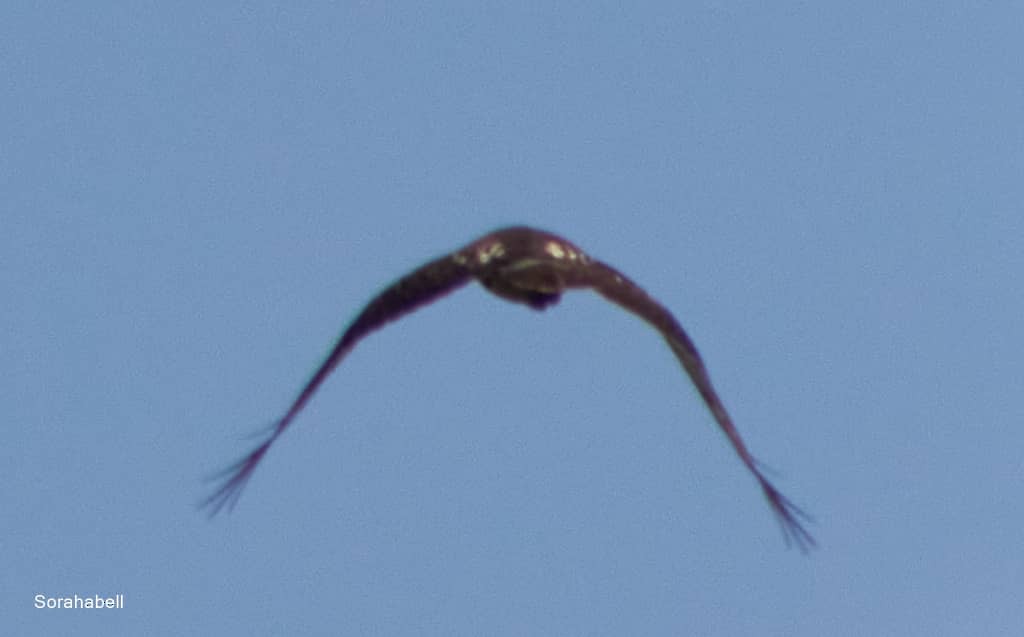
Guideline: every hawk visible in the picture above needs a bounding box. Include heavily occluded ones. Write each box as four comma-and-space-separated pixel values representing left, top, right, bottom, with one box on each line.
204, 226, 814, 550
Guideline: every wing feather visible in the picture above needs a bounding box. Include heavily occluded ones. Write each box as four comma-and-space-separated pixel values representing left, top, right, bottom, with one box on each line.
201, 253, 473, 515
584, 260, 815, 551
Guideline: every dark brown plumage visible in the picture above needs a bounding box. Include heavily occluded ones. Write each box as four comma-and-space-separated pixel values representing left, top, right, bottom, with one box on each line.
203, 226, 814, 550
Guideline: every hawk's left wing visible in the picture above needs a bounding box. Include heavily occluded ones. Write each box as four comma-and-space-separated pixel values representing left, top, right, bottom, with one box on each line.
582, 260, 815, 551
202, 253, 473, 515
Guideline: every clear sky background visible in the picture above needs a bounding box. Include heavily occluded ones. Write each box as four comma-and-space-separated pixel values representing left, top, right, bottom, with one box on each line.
3, 3, 1022, 636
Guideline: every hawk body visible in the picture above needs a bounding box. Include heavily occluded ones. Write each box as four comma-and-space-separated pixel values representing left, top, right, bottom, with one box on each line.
204, 226, 813, 551
459, 226, 591, 309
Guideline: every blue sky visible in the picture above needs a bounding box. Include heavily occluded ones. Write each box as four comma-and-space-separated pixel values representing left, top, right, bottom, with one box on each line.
3, 3, 1022, 635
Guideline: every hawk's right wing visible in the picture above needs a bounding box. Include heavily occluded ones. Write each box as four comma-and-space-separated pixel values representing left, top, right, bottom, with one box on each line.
583, 260, 815, 551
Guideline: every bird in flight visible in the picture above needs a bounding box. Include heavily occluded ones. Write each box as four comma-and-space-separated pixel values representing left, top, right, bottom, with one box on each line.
203, 226, 814, 550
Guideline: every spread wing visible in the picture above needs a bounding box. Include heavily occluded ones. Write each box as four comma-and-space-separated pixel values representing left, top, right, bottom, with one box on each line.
202, 253, 473, 515
584, 260, 815, 551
